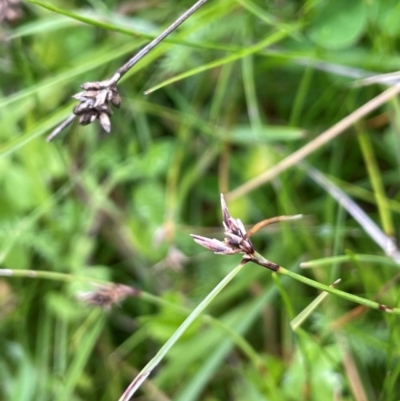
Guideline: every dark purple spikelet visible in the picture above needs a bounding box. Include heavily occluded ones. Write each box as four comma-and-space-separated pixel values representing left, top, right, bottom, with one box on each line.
190, 194, 254, 257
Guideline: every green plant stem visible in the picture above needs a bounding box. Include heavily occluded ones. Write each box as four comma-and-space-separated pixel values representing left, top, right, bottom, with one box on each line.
255, 253, 400, 314
301, 253, 400, 269
118, 261, 247, 401
278, 267, 399, 312
356, 126, 394, 236
0, 268, 107, 284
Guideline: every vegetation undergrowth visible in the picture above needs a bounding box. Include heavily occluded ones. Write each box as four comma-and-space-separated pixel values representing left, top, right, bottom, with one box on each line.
1, 1, 400, 400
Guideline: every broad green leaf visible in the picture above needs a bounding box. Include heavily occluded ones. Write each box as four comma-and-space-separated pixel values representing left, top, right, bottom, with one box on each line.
307, 0, 367, 49
133, 181, 165, 225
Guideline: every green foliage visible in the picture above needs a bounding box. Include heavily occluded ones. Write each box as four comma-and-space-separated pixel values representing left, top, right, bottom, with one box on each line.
1, 0, 400, 400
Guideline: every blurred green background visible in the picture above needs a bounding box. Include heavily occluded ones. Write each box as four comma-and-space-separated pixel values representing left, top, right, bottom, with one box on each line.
1, 0, 400, 400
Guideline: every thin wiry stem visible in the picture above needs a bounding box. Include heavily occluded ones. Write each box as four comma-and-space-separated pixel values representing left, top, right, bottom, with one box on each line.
46, 0, 210, 141
301, 163, 400, 262
113, 0, 210, 83
246, 214, 303, 237
46, 114, 76, 142
290, 278, 341, 331
279, 265, 399, 313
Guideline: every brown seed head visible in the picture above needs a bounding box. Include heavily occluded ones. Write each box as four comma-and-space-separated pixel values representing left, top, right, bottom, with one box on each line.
71, 82, 121, 132
77, 284, 138, 310
190, 194, 254, 257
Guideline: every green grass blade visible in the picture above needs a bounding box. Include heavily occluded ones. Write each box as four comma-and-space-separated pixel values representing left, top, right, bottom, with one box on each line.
61, 310, 105, 400
28, 0, 238, 52
291, 279, 341, 331
0, 41, 142, 110
357, 126, 394, 236
144, 25, 301, 94
118, 262, 247, 401
301, 254, 400, 269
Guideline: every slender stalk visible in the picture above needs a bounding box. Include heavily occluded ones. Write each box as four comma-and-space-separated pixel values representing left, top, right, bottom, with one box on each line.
290, 278, 341, 330
45, 114, 77, 142
301, 254, 400, 269
89, 0, 210, 87
0, 268, 108, 284
253, 252, 400, 314
247, 214, 303, 237
279, 267, 399, 313
113, 0, 210, 83
118, 261, 248, 401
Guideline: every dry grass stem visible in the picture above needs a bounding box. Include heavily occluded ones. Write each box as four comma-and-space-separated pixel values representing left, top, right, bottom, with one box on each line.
246, 214, 303, 237
338, 336, 368, 401
227, 83, 400, 200
302, 164, 400, 262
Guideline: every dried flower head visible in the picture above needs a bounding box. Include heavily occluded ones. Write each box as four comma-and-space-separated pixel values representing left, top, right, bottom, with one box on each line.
163, 246, 188, 271
190, 194, 255, 257
0, 0, 22, 22
46, 0, 210, 142
77, 283, 138, 310
72, 80, 121, 131
190, 194, 302, 271
46, 76, 122, 142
